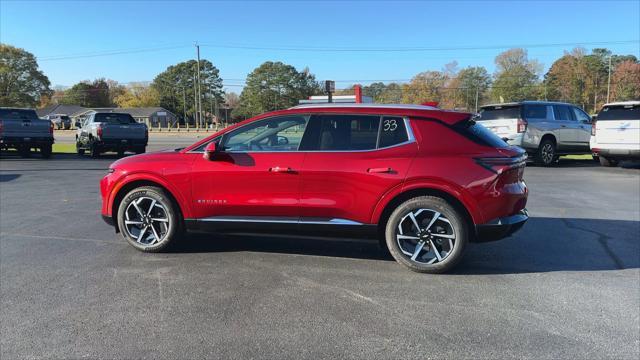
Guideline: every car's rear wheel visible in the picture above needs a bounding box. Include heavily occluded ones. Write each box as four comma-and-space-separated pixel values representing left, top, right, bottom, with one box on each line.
76, 142, 85, 156
385, 196, 468, 273
90, 143, 100, 158
535, 139, 556, 166
41, 144, 52, 159
117, 186, 181, 252
599, 156, 619, 167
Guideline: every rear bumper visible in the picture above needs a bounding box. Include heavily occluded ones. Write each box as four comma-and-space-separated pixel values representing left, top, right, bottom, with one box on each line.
475, 209, 528, 242
593, 148, 640, 159
96, 138, 147, 149
0, 136, 54, 146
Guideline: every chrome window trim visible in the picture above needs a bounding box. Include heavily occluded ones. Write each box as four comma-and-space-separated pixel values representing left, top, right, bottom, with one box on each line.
187, 116, 415, 154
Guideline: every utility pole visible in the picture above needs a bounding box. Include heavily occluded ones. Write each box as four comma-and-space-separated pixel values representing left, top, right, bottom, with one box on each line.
606, 55, 612, 103
196, 43, 202, 129
474, 85, 479, 113
193, 73, 198, 129
182, 87, 187, 125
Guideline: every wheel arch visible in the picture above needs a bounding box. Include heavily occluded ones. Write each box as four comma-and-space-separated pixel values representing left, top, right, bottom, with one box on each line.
373, 184, 480, 248
540, 133, 556, 146
110, 176, 189, 233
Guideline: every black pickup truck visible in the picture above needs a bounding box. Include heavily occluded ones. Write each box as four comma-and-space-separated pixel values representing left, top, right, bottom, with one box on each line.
0, 107, 54, 158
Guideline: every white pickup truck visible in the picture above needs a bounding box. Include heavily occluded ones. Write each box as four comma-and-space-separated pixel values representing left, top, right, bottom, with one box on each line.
76, 112, 148, 157
0, 107, 54, 158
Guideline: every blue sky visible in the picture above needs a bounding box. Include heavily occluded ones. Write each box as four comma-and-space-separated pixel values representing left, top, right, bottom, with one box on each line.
1, 0, 639, 92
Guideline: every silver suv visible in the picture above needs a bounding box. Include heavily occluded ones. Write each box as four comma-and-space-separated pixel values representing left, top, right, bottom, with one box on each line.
477, 101, 592, 166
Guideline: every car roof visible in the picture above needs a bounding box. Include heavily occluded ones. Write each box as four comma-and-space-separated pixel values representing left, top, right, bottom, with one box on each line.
602, 101, 640, 107
291, 103, 439, 111
480, 101, 575, 108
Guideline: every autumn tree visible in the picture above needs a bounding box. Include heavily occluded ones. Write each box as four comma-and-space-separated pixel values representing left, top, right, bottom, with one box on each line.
233, 62, 321, 119
611, 60, 640, 101
491, 48, 541, 102
445, 66, 491, 111
401, 71, 448, 104
114, 83, 160, 107
0, 44, 52, 107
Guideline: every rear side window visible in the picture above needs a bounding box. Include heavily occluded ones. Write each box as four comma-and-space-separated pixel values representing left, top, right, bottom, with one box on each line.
598, 105, 640, 120
379, 116, 408, 148
553, 105, 574, 121
456, 121, 509, 148
523, 104, 549, 119
94, 113, 136, 124
478, 106, 521, 120
0, 109, 38, 120
301, 115, 380, 151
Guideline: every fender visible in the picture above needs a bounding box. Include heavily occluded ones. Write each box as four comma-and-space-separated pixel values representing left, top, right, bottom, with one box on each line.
107, 171, 194, 219
370, 177, 484, 225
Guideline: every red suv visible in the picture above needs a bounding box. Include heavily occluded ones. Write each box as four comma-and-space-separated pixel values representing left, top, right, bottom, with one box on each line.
100, 104, 528, 273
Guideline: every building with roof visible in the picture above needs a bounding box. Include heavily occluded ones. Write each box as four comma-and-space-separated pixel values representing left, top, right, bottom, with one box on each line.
38, 105, 178, 128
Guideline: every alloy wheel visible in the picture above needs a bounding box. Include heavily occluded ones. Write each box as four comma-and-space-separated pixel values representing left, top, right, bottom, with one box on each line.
541, 143, 554, 164
396, 208, 456, 264
124, 196, 170, 247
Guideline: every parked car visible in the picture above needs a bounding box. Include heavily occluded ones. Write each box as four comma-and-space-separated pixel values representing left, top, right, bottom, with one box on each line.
47, 114, 72, 130
476, 101, 592, 166
590, 101, 640, 167
0, 107, 54, 158
76, 112, 148, 157
100, 104, 528, 273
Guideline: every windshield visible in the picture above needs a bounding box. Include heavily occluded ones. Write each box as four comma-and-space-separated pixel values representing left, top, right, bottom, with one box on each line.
0, 109, 39, 120
478, 106, 521, 120
94, 113, 137, 124
597, 105, 640, 121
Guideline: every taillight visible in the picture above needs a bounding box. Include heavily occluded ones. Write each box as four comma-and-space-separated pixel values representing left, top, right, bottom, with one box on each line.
96, 124, 103, 138
0, 121, 4, 136
517, 118, 527, 133
591, 120, 596, 136
49, 122, 54, 135
145, 126, 148, 139
475, 155, 527, 175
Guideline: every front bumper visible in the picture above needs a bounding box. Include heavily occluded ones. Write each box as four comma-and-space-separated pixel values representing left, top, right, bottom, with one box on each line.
475, 209, 528, 242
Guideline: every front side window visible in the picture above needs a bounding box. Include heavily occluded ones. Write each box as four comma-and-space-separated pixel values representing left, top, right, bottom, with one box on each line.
572, 107, 591, 122
223, 115, 309, 152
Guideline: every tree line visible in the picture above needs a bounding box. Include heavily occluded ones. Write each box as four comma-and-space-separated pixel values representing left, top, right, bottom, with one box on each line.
1, 43, 638, 123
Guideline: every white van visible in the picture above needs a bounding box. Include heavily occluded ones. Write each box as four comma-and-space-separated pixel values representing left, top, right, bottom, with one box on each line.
590, 101, 640, 167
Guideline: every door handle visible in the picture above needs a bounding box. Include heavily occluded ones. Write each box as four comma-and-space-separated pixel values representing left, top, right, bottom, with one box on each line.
269, 166, 294, 173
367, 167, 394, 173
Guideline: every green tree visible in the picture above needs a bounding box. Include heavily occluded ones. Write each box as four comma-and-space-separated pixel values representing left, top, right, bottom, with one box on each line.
233, 62, 321, 118
152, 60, 223, 123
58, 78, 112, 107
376, 83, 403, 104
449, 66, 491, 111
491, 48, 541, 102
0, 44, 52, 107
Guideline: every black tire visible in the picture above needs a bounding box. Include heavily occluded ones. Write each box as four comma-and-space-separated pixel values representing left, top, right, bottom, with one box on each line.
117, 186, 181, 252
385, 196, 468, 274
41, 144, 52, 159
135, 146, 146, 154
599, 156, 618, 167
535, 138, 557, 166
76, 142, 85, 156
90, 143, 100, 158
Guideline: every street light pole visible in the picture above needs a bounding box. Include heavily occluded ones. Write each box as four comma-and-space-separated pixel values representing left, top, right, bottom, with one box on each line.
606, 55, 612, 103
196, 43, 202, 128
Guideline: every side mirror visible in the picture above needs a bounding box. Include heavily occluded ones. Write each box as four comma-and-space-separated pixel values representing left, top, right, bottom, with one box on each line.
203, 142, 219, 160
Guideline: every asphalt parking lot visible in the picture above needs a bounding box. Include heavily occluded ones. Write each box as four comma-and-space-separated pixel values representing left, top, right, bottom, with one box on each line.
1, 150, 639, 359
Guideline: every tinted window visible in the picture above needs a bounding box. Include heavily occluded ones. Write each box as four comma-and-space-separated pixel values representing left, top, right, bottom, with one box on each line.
571, 107, 591, 122
456, 121, 508, 148
223, 115, 308, 152
0, 109, 38, 120
379, 116, 409, 148
61, 116, 70, 121
301, 115, 380, 151
597, 105, 640, 120
478, 106, 521, 120
553, 105, 574, 121
523, 104, 549, 119
95, 113, 136, 124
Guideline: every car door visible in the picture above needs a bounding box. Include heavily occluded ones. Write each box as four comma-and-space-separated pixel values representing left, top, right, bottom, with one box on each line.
571, 106, 593, 149
552, 105, 577, 149
190, 115, 309, 223
299, 114, 418, 225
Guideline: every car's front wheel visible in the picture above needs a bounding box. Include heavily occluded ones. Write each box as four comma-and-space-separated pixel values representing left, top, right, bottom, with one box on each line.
599, 156, 619, 167
117, 186, 181, 252
385, 196, 468, 273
